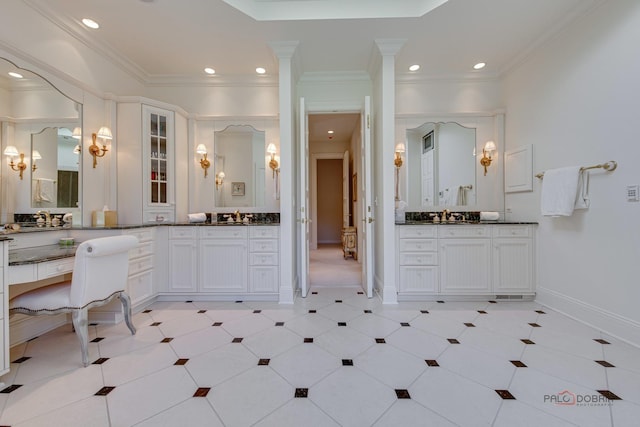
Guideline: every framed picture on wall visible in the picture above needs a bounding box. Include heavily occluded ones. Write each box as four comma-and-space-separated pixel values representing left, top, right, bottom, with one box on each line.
231, 182, 245, 196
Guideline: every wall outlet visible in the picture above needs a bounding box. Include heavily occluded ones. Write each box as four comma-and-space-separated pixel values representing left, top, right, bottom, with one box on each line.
627, 185, 639, 202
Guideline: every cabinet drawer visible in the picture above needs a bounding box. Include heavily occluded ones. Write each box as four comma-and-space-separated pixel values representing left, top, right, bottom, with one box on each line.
399, 252, 438, 266
123, 228, 154, 243
130, 241, 153, 259
398, 239, 437, 252
170, 227, 197, 239
128, 255, 153, 276
249, 266, 279, 293
250, 253, 278, 266
492, 225, 532, 238
8, 264, 36, 285
250, 239, 278, 253
128, 270, 153, 305
144, 211, 174, 224
200, 227, 248, 239
439, 225, 490, 238
37, 258, 74, 280
249, 226, 279, 239
397, 226, 437, 239
399, 266, 438, 293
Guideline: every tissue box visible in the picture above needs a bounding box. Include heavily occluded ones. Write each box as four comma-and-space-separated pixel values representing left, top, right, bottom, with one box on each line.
92, 210, 118, 227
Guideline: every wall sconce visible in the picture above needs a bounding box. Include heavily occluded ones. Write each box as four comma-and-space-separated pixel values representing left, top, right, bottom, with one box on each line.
267, 143, 279, 178
89, 126, 111, 168
196, 144, 210, 177
394, 143, 406, 201
4, 146, 27, 180
480, 140, 496, 176
32, 150, 42, 172
72, 127, 82, 140
215, 171, 225, 190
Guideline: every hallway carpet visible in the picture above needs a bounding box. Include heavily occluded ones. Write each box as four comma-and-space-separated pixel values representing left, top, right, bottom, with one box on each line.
310, 244, 362, 288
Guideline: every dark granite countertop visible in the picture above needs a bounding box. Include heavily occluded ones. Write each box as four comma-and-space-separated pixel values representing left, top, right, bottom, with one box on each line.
0, 236, 13, 241
1, 222, 281, 234
396, 221, 538, 225
9, 244, 78, 266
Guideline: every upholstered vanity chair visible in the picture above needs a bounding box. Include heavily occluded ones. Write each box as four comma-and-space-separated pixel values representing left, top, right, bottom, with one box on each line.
10, 235, 139, 367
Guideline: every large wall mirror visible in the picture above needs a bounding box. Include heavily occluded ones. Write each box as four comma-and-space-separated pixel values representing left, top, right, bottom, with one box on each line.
404, 122, 477, 209
0, 57, 82, 223
214, 125, 267, 208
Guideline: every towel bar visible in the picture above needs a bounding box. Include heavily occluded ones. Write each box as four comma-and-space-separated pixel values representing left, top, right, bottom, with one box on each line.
535, 160, 617, 179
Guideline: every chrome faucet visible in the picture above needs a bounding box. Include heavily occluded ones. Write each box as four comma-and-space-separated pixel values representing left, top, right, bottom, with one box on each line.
36, 210, 51, 226
441, 209, 449, 222
234, 210, 241, 222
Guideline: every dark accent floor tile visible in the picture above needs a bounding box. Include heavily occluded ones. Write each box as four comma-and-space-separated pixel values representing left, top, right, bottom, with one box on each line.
161, 338, 174, 343
212, 322, 223, 326
197, 310, 207, 314
425, 360, 439, 367
400, 322, 410, 327
142, 309, 152, 313
521, 339, 535, 345
478, 310, 488, 314
12, 357, 31, 364
0, 384, 22, 394
27, 337, 38, 342
364, 310, 372, 314
495, 390, 516, 400
535, 310, 546, 314
510, 360, 527, 368
594, 339, 611, 344
357, 291, 364, 295
185, 300, 193, 303
597, 390, 621, 400
335, 300, 343, 303
447, 339, 460, 344
420, 310, 429, 314
174, 359, 189, 366
275, 322, 285, 326
342, 359, 354, 366
375, 338, 386, 344
295, 388, 308, 398
253, 310, 262, 314
95, 386, 115, 396
232, 338, 244, 343
395, 389, 411, 399
437, 301, 445, 304
235, 301, 243, 303
309, 310, 317, 314
464, 323, 475, 327
258, 359, 270, 366
93, 358, 109, 365
312, 291, 318, 294
151, 322, 162, 326
338, 322, 347, 327
194, 387, 210, 397
304, 338, 314, 343
90, 337, 105, 343
488, 300, 497, 304
528, 323, 541, 327
595, 360, 615, 368
89, 323, 99, 326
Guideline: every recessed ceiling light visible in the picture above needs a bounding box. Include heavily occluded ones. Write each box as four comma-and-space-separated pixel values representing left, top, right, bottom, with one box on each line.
256, 67, 266, 74
473, 62, 486, 70
82, 18, 100, 29
204, 67, 216, 75
8, 72, 23, 79
327, 130, 334, 134
409, 64, 420, 71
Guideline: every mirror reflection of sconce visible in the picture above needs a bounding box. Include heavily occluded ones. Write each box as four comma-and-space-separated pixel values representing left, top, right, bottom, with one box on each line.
480, 140, 496, 176
4, 145, 27, 180
215, 171, 225, 190
72, 127, 82, 140
196, 144, 210, 177
32, 150, 42, 172
394, 143, 406, 201
267, 143, 280, 178
89, 126, 111, 168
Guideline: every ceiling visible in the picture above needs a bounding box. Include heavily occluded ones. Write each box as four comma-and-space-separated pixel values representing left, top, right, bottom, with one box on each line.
21, 0, 602, 83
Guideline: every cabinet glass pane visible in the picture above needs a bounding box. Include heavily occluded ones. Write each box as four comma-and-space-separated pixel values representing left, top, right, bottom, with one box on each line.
150, 114, 159, 136
148, 111, 169, 205
159, 116, 166, 138
151, 182, 159, 203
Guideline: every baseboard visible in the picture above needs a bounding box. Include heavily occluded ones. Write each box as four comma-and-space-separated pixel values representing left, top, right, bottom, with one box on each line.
536, 287, 640, 348
155, 293, 279, 302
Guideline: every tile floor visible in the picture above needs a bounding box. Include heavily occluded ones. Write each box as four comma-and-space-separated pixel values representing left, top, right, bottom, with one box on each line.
1, 287, 639, 426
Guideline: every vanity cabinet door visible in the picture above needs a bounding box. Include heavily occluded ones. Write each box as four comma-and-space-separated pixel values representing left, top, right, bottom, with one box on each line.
493, 238, 533, 294
199, 238, 248, 292
169, 239, 198, 292
439, 239, 491, 294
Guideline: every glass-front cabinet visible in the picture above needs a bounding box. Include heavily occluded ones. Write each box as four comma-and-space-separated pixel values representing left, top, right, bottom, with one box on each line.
143, 105, 174, 221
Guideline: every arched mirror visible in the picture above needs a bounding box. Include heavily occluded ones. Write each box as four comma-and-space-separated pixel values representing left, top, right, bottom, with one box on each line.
0, 57, 82, 224
214, 125, 266, 208
404, 122, 477, 209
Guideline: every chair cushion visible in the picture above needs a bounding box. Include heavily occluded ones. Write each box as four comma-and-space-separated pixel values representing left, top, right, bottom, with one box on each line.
10, 282, 73, 314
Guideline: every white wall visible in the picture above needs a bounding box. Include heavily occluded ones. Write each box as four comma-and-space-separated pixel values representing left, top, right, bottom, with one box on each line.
316, 159, 343, 244
503, 0, 640, 345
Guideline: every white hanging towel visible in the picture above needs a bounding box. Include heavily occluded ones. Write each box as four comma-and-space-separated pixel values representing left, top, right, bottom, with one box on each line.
540, 166, 581, 216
